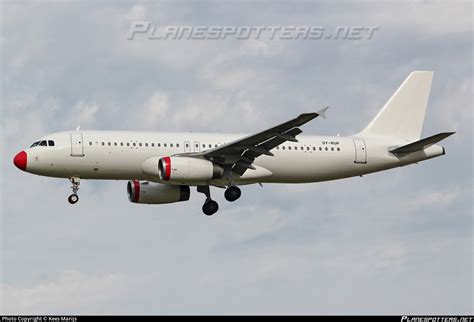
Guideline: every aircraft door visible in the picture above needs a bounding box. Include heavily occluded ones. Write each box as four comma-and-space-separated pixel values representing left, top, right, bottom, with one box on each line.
193, 141, 200, 152
353, 138, 367, 164
70, 133, 85, 157
184, 141, 190, 153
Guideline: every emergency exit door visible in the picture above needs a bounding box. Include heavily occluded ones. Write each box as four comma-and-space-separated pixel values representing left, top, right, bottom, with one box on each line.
184, 141, 191, 153
193, 141, 200, 152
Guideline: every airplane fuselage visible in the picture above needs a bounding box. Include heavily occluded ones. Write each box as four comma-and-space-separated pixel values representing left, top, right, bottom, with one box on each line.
22, 130, 445, 186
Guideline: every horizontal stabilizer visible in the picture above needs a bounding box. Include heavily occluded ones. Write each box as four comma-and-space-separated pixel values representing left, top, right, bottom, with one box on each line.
390, 132, 455, 154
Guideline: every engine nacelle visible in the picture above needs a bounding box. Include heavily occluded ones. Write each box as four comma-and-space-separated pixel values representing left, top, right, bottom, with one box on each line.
155, 156, 223, 183
127, 180, 190, 204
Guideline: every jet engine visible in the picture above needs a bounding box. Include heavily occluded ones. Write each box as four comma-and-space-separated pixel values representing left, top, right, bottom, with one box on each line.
127, 180, 190, 204
141, 156, 223, 183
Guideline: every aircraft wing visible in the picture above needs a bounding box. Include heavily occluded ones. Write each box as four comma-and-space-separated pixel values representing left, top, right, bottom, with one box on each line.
185, 108, 328, 176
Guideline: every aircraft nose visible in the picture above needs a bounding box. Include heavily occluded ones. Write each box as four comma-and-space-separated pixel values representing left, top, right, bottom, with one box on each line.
13, 151, 27, 171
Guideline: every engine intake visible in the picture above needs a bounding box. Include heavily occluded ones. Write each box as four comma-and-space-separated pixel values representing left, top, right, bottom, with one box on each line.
127, 180, 190, 204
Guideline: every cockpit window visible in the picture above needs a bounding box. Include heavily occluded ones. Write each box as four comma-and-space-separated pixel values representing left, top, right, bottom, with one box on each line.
30, 140, 54, 147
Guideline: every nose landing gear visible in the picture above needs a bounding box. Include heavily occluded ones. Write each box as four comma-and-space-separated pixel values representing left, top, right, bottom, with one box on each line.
68, 193, 79, 204
68, 177, 80, 204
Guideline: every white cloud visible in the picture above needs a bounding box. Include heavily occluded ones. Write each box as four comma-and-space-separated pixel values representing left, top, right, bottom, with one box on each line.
68, 101, 100, 129
170, 93, 228, 129
202, 67, 258, 91
1, 271, 132, 314
238, 39, 286, 58
432, 77, 472, 133
125, 4, 147, 21
406, 187, 462, 210
368, 2, 472, 36
143, 91, 169, 126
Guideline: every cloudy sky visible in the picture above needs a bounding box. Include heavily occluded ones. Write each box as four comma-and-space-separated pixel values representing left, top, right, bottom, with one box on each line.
1, 0, 472, 315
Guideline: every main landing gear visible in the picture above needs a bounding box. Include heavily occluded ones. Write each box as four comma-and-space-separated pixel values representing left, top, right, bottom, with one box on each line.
198, 185, 242, 216
224, 186, 241, 202
198, 186, 219, 216
68, 177, 80, 204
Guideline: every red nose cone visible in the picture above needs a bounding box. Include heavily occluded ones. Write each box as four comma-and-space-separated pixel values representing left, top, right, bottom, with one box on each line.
13, 151, 27, 171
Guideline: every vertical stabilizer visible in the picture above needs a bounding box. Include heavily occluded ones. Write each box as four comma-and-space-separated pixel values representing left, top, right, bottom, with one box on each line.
357, 71, 434, 140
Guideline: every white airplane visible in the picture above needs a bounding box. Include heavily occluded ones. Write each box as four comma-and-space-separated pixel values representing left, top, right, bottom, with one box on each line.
13, 71, 454, 215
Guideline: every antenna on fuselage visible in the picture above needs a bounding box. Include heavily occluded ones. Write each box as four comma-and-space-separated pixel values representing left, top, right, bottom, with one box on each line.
75, 125, 81, 131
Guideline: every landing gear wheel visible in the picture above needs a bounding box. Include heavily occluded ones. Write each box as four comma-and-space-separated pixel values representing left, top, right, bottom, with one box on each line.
224, 186, 241, 202
68, 194, 79, 204
202, 200, 219, 216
